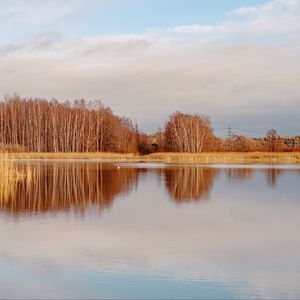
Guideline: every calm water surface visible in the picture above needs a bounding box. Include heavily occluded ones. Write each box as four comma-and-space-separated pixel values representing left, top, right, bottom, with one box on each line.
0, 162, 300, 299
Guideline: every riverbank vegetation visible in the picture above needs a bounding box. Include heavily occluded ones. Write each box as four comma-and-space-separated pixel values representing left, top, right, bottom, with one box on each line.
4, 151, 300, 164
0, 152, 26, 203
0, 96, 137, 153
0, 95, 299, 156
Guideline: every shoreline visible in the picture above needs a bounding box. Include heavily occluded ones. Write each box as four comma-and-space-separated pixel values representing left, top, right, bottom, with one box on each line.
4, 152, 300, 165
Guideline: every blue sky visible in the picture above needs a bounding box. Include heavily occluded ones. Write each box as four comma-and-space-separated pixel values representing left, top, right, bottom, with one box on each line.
0, 0, 299, 135
1, 0, 268, 40
82, 0, 268, 35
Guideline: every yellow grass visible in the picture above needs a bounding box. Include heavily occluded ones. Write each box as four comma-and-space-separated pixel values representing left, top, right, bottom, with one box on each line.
0, 152, 18, 178
0, 152, 25, 203
145, 152, 300, 164
6, 152, 139, 161
5, 151, 300, 164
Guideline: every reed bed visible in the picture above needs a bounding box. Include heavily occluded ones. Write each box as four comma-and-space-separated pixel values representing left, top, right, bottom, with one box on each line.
0, 153, 24, 203
145, 152, 300, 164
7, 152, 139, 161
0, 152, 20, 178
5, 151, 300, 164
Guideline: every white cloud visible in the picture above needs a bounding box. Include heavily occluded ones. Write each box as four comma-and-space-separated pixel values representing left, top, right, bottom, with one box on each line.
0, 0, 299, 134
169, 24, 226, 34
232, 6, 258, 17
0, 0, 81, 27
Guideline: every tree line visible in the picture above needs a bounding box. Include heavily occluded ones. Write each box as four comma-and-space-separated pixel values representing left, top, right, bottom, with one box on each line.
0, 96, 137, 152
0, 96, 298, 153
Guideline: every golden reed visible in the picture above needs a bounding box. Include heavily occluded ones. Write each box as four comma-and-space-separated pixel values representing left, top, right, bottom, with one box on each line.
5, 151, 300, 164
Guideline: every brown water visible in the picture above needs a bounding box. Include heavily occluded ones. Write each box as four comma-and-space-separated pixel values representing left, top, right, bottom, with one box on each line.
0, 162, 300, 299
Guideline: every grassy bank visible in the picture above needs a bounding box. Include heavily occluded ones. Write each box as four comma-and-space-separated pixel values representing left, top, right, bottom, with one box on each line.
4, 151, 300, 164
6, 152, 138, 161
145, 152, 300, 164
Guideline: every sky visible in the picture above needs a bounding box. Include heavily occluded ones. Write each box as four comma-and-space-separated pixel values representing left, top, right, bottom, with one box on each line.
0, 0, 299, 136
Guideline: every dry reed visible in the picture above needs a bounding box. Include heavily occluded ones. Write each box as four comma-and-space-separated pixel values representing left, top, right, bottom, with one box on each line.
4, 151, 300, 164
0, 152, 20, 203
0, 152, 34, 205
145, 152, 300, 164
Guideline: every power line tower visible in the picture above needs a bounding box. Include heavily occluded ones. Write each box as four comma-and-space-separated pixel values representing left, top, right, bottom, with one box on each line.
228, 125, 232, 151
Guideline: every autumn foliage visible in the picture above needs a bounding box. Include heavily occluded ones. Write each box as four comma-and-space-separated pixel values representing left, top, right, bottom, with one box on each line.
164, 112, 214, 152
0, 96, 298, 154
0, 96, 138, 153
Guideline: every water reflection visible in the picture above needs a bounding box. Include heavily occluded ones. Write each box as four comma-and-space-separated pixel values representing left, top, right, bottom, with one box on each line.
164, 167, 217, 203
225, 168, 255, 182
0, 163, 300, 298
266, 168, 285, 187
0, 163, 138, 215
0, 163, 299, 215
225, 167, 300, 187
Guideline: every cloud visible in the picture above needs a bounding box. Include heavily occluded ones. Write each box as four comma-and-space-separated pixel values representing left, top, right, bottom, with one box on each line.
0, 0, 81, 27
232, 6, 259, 17
0, 32, 64, 56
229, 0, 300, 40
0, 0, 299, 134
169, 24, 226, 34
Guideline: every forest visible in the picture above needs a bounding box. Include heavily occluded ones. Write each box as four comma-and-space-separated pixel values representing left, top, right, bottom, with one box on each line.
0, 95, 298, 153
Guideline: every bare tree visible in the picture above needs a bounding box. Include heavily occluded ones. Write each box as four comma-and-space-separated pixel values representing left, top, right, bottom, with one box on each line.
164, 112, 214, 152
0, 97, 138, 153
266, 129, 279, 152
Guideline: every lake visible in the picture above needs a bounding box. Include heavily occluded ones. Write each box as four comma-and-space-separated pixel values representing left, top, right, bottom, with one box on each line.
0, 162, 300, 299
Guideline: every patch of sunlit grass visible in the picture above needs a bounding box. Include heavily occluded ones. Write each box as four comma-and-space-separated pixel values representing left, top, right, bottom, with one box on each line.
7, 152, 140, 161
5, 151, 300, 164
0, 153, 19, 203
145, 152, 300, 164
0, 152, 32, 204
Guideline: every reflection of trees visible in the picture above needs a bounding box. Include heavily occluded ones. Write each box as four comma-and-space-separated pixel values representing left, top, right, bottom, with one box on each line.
225, 168, 299, 188
2, 162, 299, 214
225, 168, 255, 182
163, 166, 299, 203
264, 168, 300, 187
163, 167, 218, 203
265, 169, 284, 187
0, 163, 139, 215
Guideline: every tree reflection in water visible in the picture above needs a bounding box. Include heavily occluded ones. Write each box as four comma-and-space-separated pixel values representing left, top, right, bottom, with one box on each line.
0, 163, 299, 215
0, 163, 139, 215
266, 168, 284, 187
225, 167, 300, 188
163, 167, 218, 203
225, 168, 255, 182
